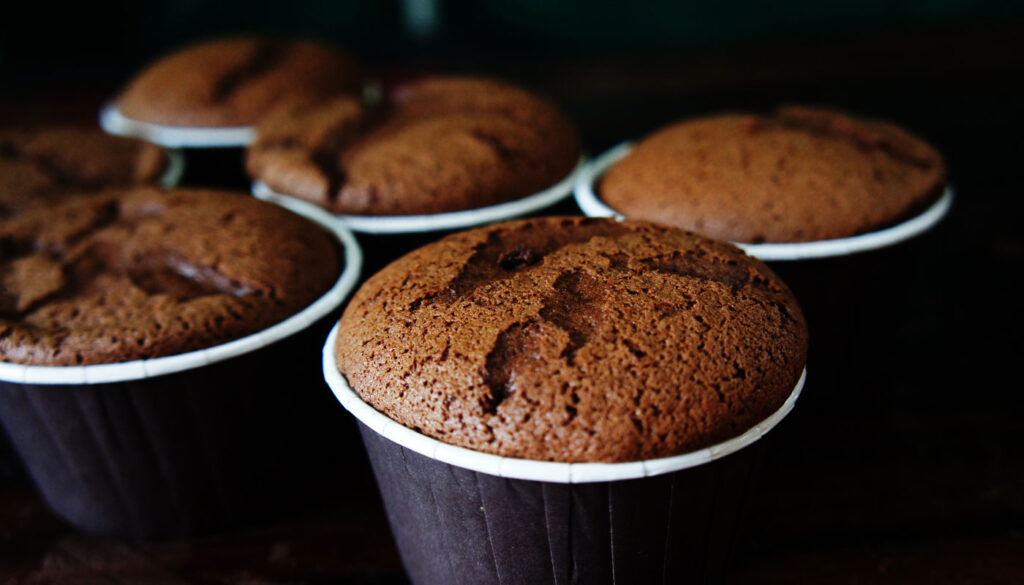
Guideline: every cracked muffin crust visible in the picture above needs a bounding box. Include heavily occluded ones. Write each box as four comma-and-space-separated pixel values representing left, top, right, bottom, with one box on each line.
0, 127, 168, 218
335, 217, 807, 462
0, 187, 340, 365
246, 76, 581, 215
600, 106, 946, 243
116, 38, 360, 127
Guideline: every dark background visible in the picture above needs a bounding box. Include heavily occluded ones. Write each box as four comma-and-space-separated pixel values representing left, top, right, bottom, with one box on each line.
3, 0, 1024, 82
2, 1, 1023, 583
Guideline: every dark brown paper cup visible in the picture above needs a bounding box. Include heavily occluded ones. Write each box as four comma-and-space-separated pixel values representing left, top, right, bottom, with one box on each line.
574, 142, 953, 261
324, 324, 805, 585
0, 200, 362, 539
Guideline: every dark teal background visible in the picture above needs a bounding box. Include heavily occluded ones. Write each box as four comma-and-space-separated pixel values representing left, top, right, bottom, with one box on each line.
2, 0, 1023, 89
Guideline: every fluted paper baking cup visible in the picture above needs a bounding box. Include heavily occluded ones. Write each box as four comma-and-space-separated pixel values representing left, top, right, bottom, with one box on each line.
359, 423, 761, 585
325, 323, 803, 585
253, 156, 587, 234
323, 323, 805, 483
99, 102, 256, 148
0, 199, 363, 538
575, 142, 954, 261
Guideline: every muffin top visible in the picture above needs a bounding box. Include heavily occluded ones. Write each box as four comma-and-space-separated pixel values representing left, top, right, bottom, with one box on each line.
600, 106, 946, 243
247, 76, 581, 215
117, 38, 360, 127
335, 217, 807, 463
0, 188, 340, 366
0, 127, 168, 217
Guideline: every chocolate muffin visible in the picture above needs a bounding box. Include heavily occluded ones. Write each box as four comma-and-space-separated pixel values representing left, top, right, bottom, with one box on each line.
0, 187, 340, 365
600, 106, 946, 243
0, 127, 168, 216
247, 76, 581, 215
116, 38, 360, 128
335, 217, 807, 462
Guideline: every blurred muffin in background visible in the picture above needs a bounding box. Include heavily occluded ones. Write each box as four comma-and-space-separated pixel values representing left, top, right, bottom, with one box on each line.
0, 126, 170, 217
115, 37, 361, 129
247, 76, 581, 216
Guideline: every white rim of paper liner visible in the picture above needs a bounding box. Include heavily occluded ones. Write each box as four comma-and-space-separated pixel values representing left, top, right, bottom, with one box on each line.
323, 322, 806, 484
159, 148, 186, 188
252, 156, 587, 234
574, 142, 954, 261
0, 199, 362, 386
99, 102, 256, 148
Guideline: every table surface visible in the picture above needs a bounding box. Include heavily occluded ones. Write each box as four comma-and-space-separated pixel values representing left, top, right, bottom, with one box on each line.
2, 21, 1023, 584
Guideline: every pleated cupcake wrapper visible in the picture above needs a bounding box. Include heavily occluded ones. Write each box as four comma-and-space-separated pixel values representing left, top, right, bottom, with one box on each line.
251, 155, 587, 235
99, 103, 256, 148
0, 349, 310, 538
0, 200, 363, 539
574, 142, 954, 261
358, 425, 761, 585
324, 324, 805, 584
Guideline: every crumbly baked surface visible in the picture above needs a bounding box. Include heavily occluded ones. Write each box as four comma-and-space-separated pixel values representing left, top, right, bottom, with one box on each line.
247, 76, 581, 215
0, 127, 167, 217
336, 217, 807, 463
117, 38, 360, 127
600, 106, 946, 243
0, 187, 340, 365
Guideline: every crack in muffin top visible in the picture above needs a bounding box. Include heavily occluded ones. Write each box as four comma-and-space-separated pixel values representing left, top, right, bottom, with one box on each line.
335, 217, 808, 463
246, 76, 581, 216
0, 187, 340, 365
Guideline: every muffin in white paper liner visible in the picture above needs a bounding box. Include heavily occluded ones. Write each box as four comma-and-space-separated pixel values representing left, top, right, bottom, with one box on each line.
323, 323, 805, 584
575, 142, 953, 261
252, 155, 587, 235
0, 199, 362, 539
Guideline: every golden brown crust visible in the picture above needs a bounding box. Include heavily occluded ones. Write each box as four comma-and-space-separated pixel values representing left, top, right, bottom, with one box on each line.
117, 38, 360, 127
0, 188, 340, 365
600, 106, 946, 243
246, 76, 581, 215
336, 217, 807, 462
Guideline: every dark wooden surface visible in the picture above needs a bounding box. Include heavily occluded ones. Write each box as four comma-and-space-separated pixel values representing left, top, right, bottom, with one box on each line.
2, 21, 1023, 584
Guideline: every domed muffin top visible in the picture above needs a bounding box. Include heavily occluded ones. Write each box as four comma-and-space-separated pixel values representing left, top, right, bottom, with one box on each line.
247, 76, 580, 215
600, 106, 946, 243
0, 187, 340, 365
336, 217, 807, 463
117, 38, 360, 127
1, 126, 168, 217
